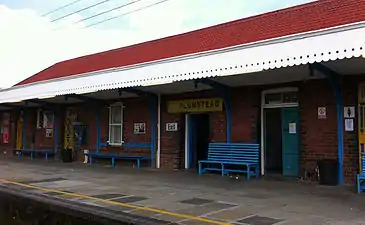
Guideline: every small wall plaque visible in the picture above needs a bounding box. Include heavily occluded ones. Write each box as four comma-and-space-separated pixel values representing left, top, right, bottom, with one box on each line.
166, 122, 178, 132
134, 123, 146, 134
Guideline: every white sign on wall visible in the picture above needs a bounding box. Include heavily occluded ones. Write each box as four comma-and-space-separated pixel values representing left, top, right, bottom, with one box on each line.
344, 106, 355, 118
345, 119, 354, 132
289, 123, 296, 134
166, 122, 178, 132
317, 107, 327, 119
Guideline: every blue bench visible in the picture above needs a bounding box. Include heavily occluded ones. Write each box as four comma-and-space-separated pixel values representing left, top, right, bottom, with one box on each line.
13, 149, 54, 161
357, 153, 365, 193
86, 153, 148, 169
198, 143, 260, 180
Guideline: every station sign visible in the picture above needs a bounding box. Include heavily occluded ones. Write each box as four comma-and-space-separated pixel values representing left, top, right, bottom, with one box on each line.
167, 98, 223, 113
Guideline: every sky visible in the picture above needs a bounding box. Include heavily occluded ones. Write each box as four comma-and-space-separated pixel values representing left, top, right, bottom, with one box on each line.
0, 0, 315, 88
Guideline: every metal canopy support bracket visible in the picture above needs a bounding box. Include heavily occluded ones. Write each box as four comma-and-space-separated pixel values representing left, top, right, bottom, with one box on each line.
120, 87, 157, 168
66, 94, 103, 104
196, 78, 232, 143
25, 99, 59, 109
122, 88, 155, 98
0, 103, 23, 109
310, 62, 344, 185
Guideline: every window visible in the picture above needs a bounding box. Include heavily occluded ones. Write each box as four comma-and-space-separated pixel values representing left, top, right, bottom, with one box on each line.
36, 109, 44, 129
37, 110, 54, 129
264, 91, 298, 105
108, 103, 123, 145
43, 111, 54, 128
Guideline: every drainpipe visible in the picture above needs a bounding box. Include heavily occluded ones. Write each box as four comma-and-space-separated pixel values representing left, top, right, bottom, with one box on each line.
157, 94, 161, 169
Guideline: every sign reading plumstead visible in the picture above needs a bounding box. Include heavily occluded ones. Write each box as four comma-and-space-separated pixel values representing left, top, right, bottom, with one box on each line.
167, 98, 223, 113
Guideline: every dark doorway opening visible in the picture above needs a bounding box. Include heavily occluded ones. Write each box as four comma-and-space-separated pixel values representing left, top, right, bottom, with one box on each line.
189, 114, 210, 169
264, 108, 283, 174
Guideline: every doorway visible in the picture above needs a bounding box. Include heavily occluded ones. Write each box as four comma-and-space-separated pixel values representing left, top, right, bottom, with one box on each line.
264, 108, 282, 174
264, 107, 299, 177
261, 88, 300, 177
185, 114, 210, 169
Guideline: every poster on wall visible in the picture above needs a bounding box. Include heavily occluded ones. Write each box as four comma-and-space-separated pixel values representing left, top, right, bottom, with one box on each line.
345, 119, 354, 131
289, 123, 296, 134
134, 123, 146, 134
43, 111, 54, 128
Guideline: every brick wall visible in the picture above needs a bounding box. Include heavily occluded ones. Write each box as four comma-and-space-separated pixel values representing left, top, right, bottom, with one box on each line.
299, 78, 359, 184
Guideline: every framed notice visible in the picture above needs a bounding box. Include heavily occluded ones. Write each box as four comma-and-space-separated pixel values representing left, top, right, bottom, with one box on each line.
45, 128, 53, 138
134, 123, 146, 134
289, 123, 296, 134
317, 107, 326, 119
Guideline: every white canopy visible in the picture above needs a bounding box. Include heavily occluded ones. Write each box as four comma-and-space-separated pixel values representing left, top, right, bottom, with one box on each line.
0, 21, 364, 103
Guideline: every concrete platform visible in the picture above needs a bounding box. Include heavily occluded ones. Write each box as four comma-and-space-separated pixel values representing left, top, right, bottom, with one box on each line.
1, 158, 365, 225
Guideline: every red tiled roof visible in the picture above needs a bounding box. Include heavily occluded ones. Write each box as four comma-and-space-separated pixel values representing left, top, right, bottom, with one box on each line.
16, 0, 365, 86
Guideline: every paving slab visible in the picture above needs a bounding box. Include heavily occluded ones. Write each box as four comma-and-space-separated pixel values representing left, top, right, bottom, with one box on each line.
2, 159, 365, 225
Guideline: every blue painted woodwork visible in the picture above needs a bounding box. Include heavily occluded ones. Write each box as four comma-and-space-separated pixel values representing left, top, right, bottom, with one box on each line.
86, 153, 148, 169
310, 63, 344, 185
14, 149, 54, 161
357, 153, 365, 193
198, 142, 260, 180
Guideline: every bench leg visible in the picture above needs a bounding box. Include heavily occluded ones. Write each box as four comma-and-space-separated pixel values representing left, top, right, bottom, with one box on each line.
89, 156, 93, 165
357, 175, 362, 194
198, 163, 202, 175
247, 166, 251, 181
221, 163, 225, 176
18, 151, 21, 158
255, 166, 259, 180
31, 152, 34, 161
137, 159, 141, 169
45, 153, 48, 162
111, 158, 115, 167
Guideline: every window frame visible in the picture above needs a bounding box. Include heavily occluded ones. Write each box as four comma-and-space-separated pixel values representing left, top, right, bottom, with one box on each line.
36, 109, 44, 129
108, 103, 124, 146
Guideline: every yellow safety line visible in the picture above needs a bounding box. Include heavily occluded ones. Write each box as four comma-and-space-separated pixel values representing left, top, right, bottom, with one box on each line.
0, 179, 231, 225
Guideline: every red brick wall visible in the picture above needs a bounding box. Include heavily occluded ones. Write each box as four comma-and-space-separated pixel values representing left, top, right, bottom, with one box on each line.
231, 87, 260, 143
299, 78, 359, 184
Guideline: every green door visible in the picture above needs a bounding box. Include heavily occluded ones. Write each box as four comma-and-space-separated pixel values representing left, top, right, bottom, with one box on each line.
281, 108, 300, 177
